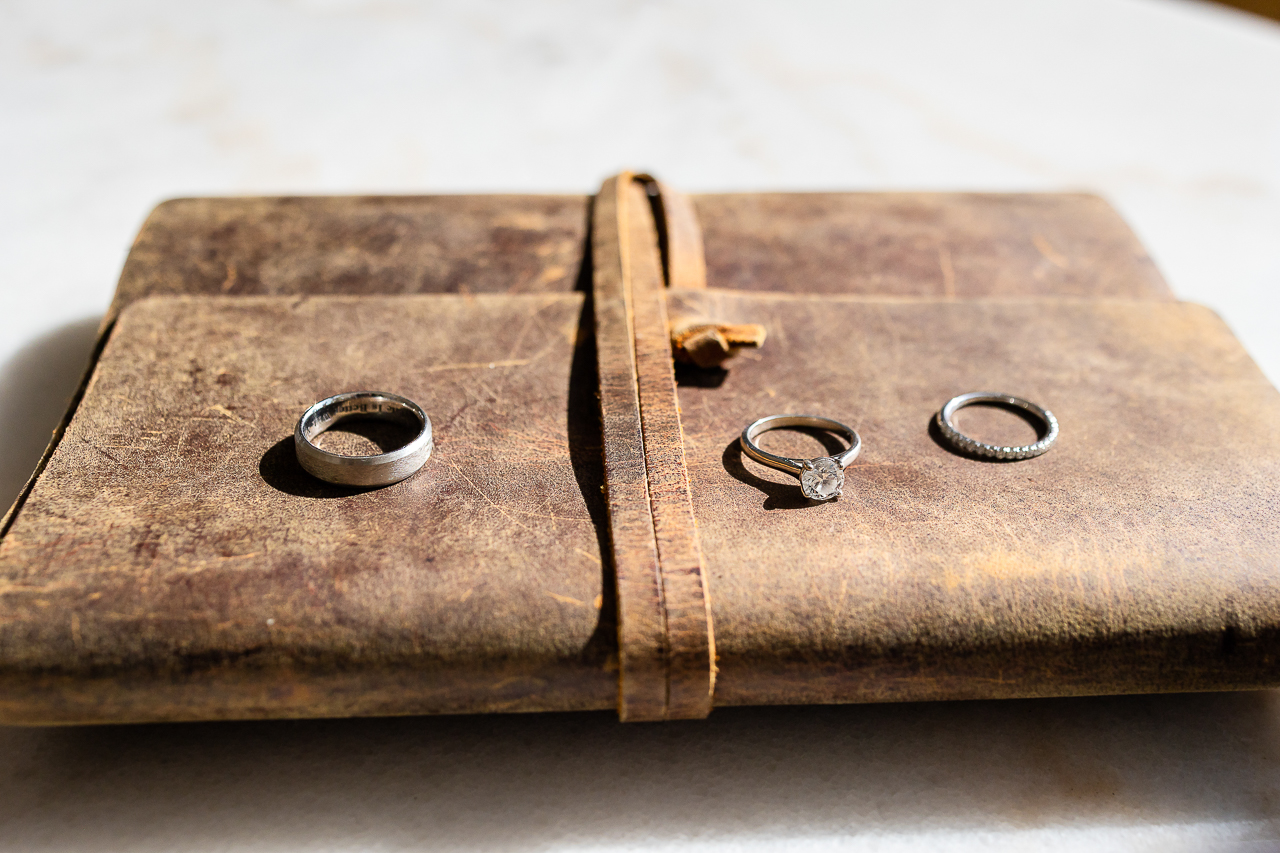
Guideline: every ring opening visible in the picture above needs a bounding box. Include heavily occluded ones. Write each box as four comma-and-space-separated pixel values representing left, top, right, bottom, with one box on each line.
753, 426, 850, 460
312, 419, 419, 457
302, 396, 425, 458
949, 402, 1045, 447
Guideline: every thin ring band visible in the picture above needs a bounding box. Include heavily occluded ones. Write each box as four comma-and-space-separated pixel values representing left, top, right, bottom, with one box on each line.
294, 392, 433, 486
936, 392, 1058, 460
740, 414, 862, 501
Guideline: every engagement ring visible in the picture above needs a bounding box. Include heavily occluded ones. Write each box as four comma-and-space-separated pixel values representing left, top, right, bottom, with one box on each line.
740, 414, 862, 501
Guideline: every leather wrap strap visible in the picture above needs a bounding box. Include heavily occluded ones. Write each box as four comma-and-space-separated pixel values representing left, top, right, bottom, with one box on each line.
638, 174, 708, 292
592, 172, 715, 721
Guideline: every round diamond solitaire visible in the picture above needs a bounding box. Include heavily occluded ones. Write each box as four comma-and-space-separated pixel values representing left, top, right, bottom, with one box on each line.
800, 457, 844, 501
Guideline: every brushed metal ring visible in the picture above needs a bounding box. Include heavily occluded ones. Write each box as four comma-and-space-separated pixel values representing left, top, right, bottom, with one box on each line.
936, 392, 1058, 460
294, 392, 433, 487
740, 414, 862, 501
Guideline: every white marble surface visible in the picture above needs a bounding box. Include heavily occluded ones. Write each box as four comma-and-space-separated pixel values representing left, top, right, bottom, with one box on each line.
1, 1, 1279, 850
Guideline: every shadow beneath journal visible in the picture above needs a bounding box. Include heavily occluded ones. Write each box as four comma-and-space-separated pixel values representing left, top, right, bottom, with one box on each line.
3, 691, 1280, 851
0, 317, 103, 514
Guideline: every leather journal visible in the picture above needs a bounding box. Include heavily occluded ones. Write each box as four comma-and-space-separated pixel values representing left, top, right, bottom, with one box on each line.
2, 174, 1277, 724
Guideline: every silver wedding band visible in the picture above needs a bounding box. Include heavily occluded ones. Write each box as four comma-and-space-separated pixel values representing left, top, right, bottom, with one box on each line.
294, 392, 433, 486
740, 414, 862, 501
936, 392, 1058, 460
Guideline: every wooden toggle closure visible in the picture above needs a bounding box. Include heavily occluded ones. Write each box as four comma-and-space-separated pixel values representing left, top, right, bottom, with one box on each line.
591, 172, 716, 721
670, 320, 768, 369
633, 173, 766, 369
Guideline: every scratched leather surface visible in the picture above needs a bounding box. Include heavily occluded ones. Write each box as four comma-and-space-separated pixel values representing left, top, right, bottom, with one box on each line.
110, 195, 591, 319
110, 192, 1169, 318
694, 192, 1172, 298
0, 295, 616, 723
669, 290, 1280, 705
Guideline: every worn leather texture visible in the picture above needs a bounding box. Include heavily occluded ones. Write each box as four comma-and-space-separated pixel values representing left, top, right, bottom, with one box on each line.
1, 185, 1270, 725
0, 295, 616, 723
110, 195, 592, 319
109, 190, 1169, 319
694, 192, 1173, 299
668, 291, 1280, 705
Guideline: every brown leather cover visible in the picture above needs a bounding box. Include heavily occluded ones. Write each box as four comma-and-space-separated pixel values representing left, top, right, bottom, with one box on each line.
0, 294, 615, 723
669, 290, 1280, 704
694, 191, 1172, 298
110, 194, 590, 314
2, 181, 1274, 726
108, 190, 1171, 316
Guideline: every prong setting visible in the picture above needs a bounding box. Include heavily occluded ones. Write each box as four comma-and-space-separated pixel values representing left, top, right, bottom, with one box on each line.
800, 457, 844, 501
